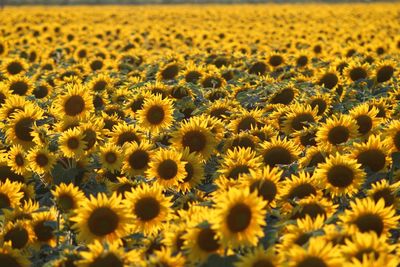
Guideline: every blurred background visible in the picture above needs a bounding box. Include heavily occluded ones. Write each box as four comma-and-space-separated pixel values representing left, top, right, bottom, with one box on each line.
0, 0, 393, 5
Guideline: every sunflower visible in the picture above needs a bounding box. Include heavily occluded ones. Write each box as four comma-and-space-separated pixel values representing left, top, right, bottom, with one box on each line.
142, 81, 170, 99
109, 122, 143, 147
207, 99, 236, 121
0, 179, 23, 210
87, 57, 109, 72
349, 135, 390, 173
341, 232, 396, 264
344, 61, 370, 83
58, 128, 87, 159
339, 198, 399, 237
149, 247, 185, 267
298, 146, 330, 169
124, 91, 153, 118
33, 81, 52, 100
3, 200, 39, 223
200, 71, 226, 89
283, 104, 319, 134
316, 114, 358, 151
171, 116, 217, 160
51, 183, 86, 213
0, 85, 11, 107
1, 58, 28, 76
314, 153, 365, 197
293, 50, 311, 68
5, 106, 44, 147
280, 215, 325, 250
269, 85, 298, 105
268, 51, 285, 68
218, 147, 262, 180
162, 222, 187, 254
137, 94, 174, 134
5, 75, 33, 96
87, 73, 115, 93
107, 176, 138, 199
349, 103, 380, 137
211, 187, 267, 248
248, 60, 269, 76
146, 148, 186, 188
27, 146, 56, 175
182, 207, 224, 263
287, 195, 337, 220
0, 220, 35, 250
316, 67, 340, 89
0, 243, 30, 267
259, 136, 301, 167
170, 84, 193, 100
235, 246, 282, 267
374, 60, 397, 84
176, 148, 204, 193
346, 255, 398, 267
99, 142, 123, 172
124, 183, 172, 235
368, 180, 400, 208
308, 92, 332, 117
287, 236, 342, 267
181, 61, 204, 84
17, 183, 35, 204
157, 62, 181, 81
292, 127, 318, 148
368, 98, 393, 120
80, 118, 105, 151
240, 166, 282, 208
55, 82, 94, 119
31, 208, 58, 248
71, 193, 132, 243
0, 94, 37, 121
0, 39, 8, 56
280, 171, 322, 203
77, 240, 137, 267
7, 145, 28, 175
229, 108, 264, 133
383, 120, 400, 153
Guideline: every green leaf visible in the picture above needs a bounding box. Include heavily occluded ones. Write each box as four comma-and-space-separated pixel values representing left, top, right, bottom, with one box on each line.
51, 164, 79, 185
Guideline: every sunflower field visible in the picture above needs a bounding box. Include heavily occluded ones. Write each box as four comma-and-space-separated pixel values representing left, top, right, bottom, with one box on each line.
0, 3, 400, 267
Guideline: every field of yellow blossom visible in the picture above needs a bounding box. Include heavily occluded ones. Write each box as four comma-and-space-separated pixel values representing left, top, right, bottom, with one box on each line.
0, 4, 399, 267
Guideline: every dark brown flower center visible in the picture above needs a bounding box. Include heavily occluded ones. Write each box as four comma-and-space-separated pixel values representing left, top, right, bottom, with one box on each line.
197, 228, 220, 252
250, 180, 277, 203
88, 207, 119, 236
263, 147, 292, 167
182, 130, 207, 153
354, 213, 384, 236
134, 197, 160, 221
4, 227, 29, 249
88, 253, 123, 267
128, 150, 150, 170
327, 165, 354, 188
356, 149, 386, 172
64, 95, 85, 116
327, 126, 349, 145
157, 159, 178, 180
288, 183, 316, 200
14, 118, 34, 142
146, 106, 165, 125
296, 256, 327, 267
34, 220, 54, 242
226, 203, 252, 233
